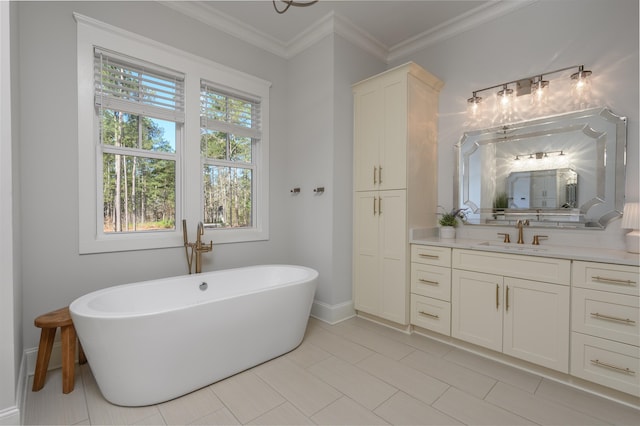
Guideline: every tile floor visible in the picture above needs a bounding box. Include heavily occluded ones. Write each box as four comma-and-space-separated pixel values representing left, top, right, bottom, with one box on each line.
24, 316, 640, 425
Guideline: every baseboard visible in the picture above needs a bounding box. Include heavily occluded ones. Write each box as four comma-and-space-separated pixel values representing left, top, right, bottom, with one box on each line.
0, 351, 25, 426
23, 341, 70, 377
310, 299, 355, 325
0, 406, 20, 426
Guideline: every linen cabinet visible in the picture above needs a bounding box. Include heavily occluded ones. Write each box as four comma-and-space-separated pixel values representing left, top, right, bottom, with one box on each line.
352, 62, 442, 325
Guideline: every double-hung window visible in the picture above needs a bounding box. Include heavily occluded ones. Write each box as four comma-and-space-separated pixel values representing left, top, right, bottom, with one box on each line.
77, 14, 270, 253
200, 83, 260, 229
95, 49, 183, 234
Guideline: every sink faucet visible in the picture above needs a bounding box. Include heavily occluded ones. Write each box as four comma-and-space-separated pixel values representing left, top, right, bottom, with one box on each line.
516, 219, 529, 244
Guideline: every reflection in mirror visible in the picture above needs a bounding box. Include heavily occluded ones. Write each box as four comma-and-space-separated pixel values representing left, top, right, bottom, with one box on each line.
455, 107, 626, 229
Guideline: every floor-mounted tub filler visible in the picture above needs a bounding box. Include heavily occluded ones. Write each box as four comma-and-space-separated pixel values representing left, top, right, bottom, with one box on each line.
70, 265, 318, 406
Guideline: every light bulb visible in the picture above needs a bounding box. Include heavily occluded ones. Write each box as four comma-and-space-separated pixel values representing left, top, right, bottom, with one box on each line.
531, 77, 549, 109
571, 66, 592, 109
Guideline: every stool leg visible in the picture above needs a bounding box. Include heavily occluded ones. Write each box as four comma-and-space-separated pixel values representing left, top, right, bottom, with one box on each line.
61, 325, 76, 393
78, 340, 87, 365
32, 328, 56, 391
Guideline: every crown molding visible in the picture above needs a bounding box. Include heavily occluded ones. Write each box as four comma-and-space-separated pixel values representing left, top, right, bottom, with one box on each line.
287, 11, 388, 61
162, 1, 538, 63
387, 0, 537, 63
161, 1, 290, 58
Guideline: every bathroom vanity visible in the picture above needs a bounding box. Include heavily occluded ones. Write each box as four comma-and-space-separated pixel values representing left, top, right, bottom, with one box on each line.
409, 235, 639, 399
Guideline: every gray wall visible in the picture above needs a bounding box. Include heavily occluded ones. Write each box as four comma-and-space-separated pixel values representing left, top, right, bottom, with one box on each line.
17, 1, 293, 350
391, 0, 639, 247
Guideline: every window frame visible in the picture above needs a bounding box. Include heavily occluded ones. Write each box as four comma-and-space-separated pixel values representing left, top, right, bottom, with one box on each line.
200, 82, 261, 230
76, 13, 270, 254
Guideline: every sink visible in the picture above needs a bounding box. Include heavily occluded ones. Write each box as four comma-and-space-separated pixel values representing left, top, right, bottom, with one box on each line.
476, 241, 548, 252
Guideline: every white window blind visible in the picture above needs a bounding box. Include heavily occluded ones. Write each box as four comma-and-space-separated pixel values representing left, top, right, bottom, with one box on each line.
200, 81, 261, 139
94, 48, 185, 123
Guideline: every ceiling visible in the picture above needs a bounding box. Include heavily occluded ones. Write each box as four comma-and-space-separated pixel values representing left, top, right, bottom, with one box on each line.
163, 1, 533, 61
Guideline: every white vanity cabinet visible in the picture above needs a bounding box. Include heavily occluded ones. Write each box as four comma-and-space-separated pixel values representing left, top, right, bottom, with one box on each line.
410, 245, 452, 335
353, 63, 442, 325
451, 249, 571, 373
570, 261, 639, 396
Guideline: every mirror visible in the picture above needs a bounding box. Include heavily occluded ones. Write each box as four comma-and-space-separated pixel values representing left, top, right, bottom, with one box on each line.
455, 107, 626, 228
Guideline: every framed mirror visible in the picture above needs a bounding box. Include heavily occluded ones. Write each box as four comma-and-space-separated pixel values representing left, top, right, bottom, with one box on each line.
455, 107, 626, 229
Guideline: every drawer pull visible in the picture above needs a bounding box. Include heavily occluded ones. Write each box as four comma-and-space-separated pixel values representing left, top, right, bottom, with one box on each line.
418, 310, 439, 319
592, 276, 636, 286
418, 278, 439, 286
590, 312, 636, 324
418, 254, 439, 260
590, 359, 636, 375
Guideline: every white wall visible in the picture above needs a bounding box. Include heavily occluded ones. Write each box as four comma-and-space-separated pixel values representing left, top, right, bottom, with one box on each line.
391, 0, 638, 249
285, 32, 385, 320
16, 1, 292, 351
0, 2, 21, 423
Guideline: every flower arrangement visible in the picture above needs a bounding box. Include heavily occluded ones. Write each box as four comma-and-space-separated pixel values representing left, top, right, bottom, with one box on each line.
438, 207, 467, 227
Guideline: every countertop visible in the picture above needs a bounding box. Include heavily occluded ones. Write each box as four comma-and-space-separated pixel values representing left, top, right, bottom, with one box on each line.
410, 232, 640, 267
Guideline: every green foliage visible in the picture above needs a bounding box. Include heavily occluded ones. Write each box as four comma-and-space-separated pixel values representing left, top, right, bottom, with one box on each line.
439, 212, 458, 227
101, 109, 176, 232
438, 207, 466, 227
493, 192, 509, 209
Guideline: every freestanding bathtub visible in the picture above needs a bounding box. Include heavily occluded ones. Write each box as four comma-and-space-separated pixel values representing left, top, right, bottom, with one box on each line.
69, 264, 318, 406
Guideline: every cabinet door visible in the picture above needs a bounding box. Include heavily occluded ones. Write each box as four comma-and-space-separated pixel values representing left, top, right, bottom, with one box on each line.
503, 277, 570, 373
452, 269, 503, 352
353, 191, 379, 314
379, 190, 408, 324
379, 74, 407, 191
354, 85, 381, 191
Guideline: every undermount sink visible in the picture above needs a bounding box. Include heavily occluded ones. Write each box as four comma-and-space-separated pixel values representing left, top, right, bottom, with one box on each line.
476, 241, 548, 252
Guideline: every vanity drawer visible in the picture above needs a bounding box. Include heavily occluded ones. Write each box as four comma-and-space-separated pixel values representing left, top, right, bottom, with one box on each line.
411, 295, 451, 336
452, 249, 571, 285
411, 263, 451, 301
572, 261, 639, 296
411, 245, 451, 267
572, 288, 639, 346
571, 333, 639, 397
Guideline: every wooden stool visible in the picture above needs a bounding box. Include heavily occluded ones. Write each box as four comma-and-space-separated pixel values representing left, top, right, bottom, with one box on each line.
32, 307, 87, 393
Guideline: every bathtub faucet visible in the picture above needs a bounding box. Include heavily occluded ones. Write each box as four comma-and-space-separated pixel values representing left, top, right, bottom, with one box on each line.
182, 220, 213, 274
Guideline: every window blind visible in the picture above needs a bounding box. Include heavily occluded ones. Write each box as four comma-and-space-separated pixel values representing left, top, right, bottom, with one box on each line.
94, 48, 185, 123
200, 81, 261, 140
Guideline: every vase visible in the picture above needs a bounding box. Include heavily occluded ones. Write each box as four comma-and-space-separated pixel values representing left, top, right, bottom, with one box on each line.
440, 226, 456, 239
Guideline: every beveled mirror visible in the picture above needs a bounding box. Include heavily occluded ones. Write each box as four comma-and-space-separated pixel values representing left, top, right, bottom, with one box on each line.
455, 107, 626, 228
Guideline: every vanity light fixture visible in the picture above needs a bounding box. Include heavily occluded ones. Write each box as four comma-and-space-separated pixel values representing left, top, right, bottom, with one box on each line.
467, 64, 592, 118
467, 92, 482, 116
621, 202, 640, 253
273, 0, 319, 14
531, 76, 549, 107
513, 150, 567, 161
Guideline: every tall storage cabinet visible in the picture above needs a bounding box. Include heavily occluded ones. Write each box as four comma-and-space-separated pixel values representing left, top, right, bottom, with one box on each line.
353, 63, 443, 325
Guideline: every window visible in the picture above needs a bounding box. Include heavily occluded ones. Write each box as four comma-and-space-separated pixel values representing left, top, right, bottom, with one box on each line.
95, 49, 183, 234
77, 14, 270, 253
200, 83, 261, 229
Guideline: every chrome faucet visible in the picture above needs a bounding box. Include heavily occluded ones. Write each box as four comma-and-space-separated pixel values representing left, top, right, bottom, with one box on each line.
516, 219, 529, 244
182, 220, 213, 274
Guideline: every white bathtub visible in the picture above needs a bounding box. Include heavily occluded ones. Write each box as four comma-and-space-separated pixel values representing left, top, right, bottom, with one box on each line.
69, 264, 318, 406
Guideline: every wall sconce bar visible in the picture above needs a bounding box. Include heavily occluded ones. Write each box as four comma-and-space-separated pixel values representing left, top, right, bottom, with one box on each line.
468, 64, 592, 106
514, 150, 566, 160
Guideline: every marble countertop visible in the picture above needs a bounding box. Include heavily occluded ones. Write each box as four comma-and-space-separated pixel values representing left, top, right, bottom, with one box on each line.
410, 232, 640, 267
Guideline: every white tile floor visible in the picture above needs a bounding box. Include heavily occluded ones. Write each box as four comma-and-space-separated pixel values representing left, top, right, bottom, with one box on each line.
24, 317, 640, 425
